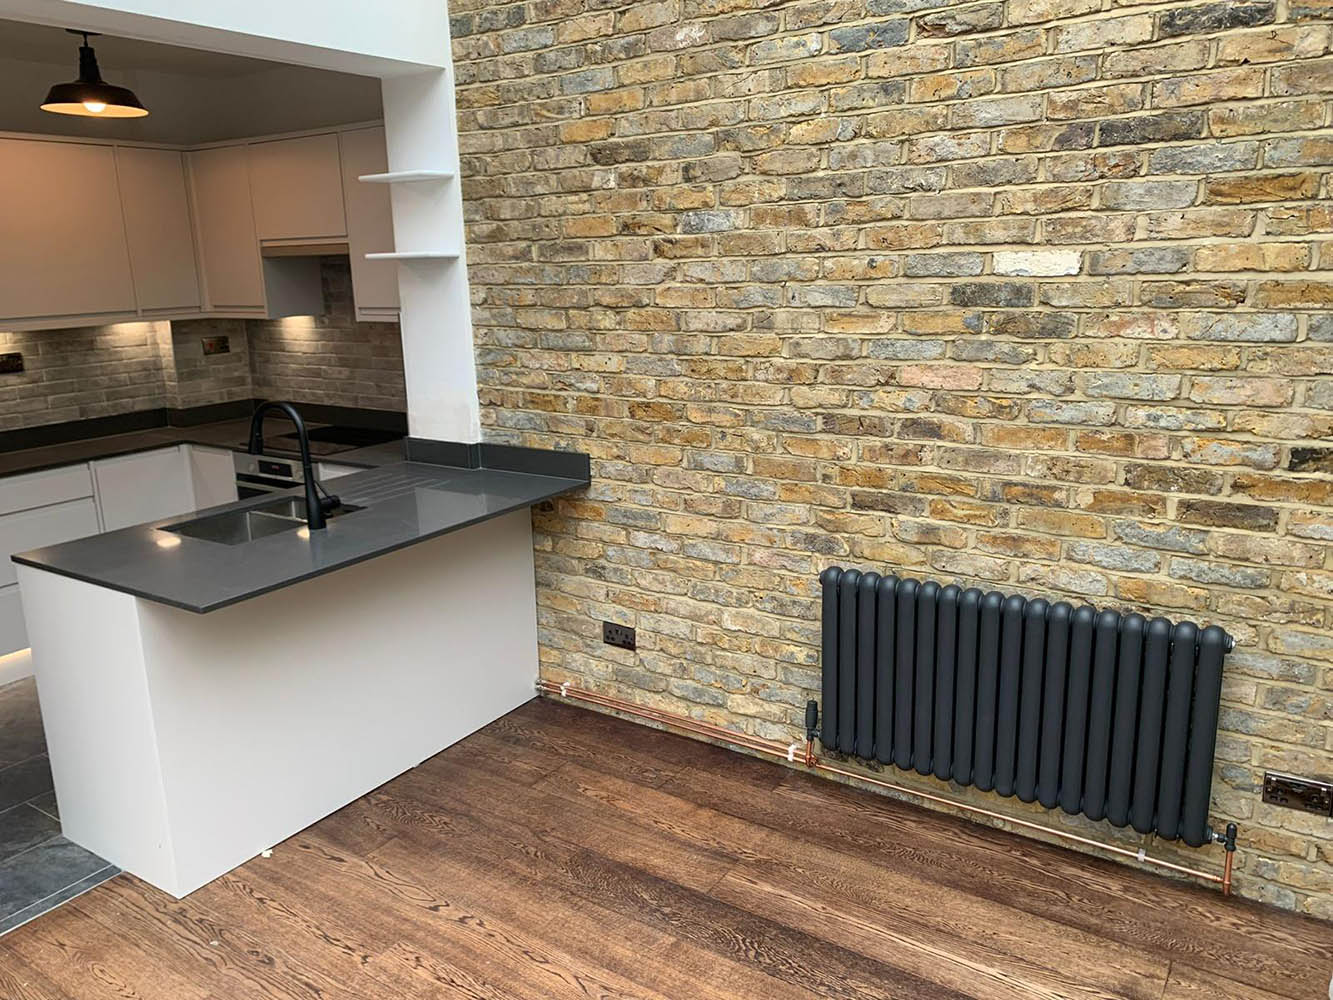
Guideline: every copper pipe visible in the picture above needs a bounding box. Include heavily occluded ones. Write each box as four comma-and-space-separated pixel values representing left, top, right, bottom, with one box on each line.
538, 680, 1231, 893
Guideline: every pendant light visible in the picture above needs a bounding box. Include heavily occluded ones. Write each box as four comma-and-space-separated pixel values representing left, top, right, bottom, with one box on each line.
41, 30, 148, 119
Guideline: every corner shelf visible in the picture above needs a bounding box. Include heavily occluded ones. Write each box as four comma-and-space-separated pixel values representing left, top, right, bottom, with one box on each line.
365, 250, 459, 261
358, 170, 455, 184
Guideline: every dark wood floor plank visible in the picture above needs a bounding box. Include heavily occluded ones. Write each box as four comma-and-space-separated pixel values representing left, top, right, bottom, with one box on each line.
0, 698, 1326, 1000
4, 895, 215, 1000
73, 874, 369, 1000
362, 824, 846, 1000
371, 768, 976, 1000
277, 831, 682, 1000
385, 756, 743, 893
720, 841, 1169, 999
1163, 962, 1307, 1000
662, 758, 1327, 998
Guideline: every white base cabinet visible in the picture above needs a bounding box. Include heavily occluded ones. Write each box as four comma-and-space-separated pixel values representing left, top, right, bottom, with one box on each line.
19, 508, 538, 898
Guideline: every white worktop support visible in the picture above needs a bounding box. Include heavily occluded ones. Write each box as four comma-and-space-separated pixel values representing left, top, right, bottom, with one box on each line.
19, 508, 538, 898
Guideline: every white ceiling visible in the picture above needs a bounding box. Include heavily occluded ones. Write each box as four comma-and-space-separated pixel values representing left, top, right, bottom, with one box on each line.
0, 17, 384, 143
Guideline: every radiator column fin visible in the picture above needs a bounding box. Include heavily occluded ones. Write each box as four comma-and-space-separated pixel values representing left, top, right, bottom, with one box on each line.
1015, 597, 1048, 803
893, 579, 918, 771
913, 581, 939, 775
1060, 606, 1097, 815
874, 576, 898, 766
1037, 601, 1072, 809
1107, 613, 1146, 827
819, 567, 841, 752
933, 585, 961, 782
1156, 620, 1198, 841
952, 588, 982, 786
1131, 617, 1173, 834
994, 594, 1027, 798
1182, 626, 1228, 847
973, 592, 1003, 792
855, 573, 879, 761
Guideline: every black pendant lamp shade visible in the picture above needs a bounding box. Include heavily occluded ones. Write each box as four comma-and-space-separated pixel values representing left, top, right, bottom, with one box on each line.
41, 30, 148, 119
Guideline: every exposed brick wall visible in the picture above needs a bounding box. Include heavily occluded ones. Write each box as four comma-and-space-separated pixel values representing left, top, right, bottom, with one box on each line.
161, 318, 254, 411
245, 257, 407, 413
0, 322, 168, 431
453, 0, 1333, 915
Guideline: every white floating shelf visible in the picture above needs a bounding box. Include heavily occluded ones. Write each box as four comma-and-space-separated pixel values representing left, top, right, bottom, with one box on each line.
365, 250, 460, 261
358, 170, 455, 184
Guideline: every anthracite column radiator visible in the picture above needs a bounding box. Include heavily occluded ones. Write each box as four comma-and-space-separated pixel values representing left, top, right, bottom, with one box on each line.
818, 567, 1233, 848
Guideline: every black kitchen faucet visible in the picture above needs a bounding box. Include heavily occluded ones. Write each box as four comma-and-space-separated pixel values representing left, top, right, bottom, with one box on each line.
247, 401, 335, 531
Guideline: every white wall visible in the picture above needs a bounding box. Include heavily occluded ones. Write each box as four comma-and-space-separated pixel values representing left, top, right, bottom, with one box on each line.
0, 0, 450, 75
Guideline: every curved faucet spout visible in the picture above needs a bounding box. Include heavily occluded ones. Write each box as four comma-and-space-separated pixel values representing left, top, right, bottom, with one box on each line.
247, 401, 328, 530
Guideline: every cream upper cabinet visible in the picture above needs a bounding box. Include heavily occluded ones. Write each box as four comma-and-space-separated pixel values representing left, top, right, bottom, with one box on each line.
249, 134, 347, 241
0, 138, 137, 321
188, 145, 265, 310
115, 146, 201, 313
339, 126, 400, 317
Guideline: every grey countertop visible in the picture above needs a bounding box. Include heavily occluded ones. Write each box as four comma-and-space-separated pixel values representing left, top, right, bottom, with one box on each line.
12, 461, 585, 613
0, 419, 407, 477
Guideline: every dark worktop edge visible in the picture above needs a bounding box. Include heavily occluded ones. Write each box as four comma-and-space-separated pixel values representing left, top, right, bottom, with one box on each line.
11, 468, 587, 614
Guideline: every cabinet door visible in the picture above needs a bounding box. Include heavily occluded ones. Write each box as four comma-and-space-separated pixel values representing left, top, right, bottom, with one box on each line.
0, 464, 94, 518
188, 145, 265, 310
0, 498, 100, 587
338, 127, 400, 316
249, 134, 347, 241
116, 146, 201, 312
92, 447, 196, 532
0, 584, 25, 656
187, 445, 238, 511
0, 139, 136, 320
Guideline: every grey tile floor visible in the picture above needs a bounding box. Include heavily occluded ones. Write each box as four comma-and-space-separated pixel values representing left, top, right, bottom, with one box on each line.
0, 677, 118, 936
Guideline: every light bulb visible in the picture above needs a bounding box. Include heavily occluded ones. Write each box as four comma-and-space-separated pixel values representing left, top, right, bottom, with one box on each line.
82, 100, 106, 113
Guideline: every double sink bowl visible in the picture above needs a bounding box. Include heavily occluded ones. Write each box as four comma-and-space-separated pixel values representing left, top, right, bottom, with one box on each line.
166, 497, 364, 546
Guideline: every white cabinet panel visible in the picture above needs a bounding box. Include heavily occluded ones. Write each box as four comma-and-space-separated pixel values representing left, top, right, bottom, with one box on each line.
0, 139, 137, 320
0, 585, 26, 657
188, 145, 264, 310
339, 127, 399, 317
316, 462, 364, 481
0, 464, 94, 517
93, 447, 196, 532
187, 446, 238, 511
0, 498, 100, 587
116, 146, 201, 312
249, 134, 347, 241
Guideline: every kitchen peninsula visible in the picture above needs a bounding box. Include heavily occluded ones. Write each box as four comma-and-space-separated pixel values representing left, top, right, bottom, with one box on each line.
12, 447, 587, 898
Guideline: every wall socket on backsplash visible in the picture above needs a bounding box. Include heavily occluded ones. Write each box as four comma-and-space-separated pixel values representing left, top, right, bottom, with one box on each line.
201, 336, 231, 356
602, 622, 635, 651
0, 352, 23, 374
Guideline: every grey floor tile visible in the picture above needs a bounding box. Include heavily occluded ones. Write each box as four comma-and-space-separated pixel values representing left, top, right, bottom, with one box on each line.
0, 865, 119, 936
0, 803, 60, 861
28, 791, 58, 822
0, 678, 46, 769
0, 755, 53, 812
0, 837, 110, 920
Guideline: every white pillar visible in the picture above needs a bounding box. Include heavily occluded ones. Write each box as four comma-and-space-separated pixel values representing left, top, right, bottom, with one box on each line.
382, 68, 480, 443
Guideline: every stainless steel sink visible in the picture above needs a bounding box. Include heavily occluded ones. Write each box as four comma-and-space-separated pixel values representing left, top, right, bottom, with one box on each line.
164, 498, 364, 545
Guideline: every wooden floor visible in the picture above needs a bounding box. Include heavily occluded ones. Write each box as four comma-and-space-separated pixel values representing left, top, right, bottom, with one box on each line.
1, 698, 1327, 1000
